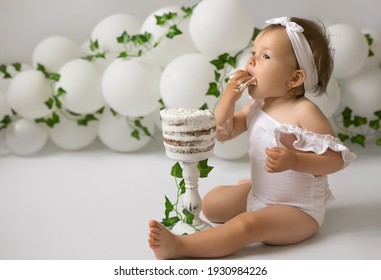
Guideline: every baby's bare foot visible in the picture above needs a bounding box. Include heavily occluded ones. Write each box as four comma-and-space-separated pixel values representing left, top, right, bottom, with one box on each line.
148, 220, 180, 259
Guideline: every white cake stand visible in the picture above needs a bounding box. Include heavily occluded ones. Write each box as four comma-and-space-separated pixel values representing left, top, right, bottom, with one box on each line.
165, 150, 213, 235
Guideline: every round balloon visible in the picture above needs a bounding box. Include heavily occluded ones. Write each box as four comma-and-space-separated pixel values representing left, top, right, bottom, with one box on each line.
340, 66, 381, 119
6, 70, 52, 119
55, 59, 105, 114
102, 57, 162, 117
214, 131, 249, 160
306, 77, 341, 117
97, 108, 155, 152
0, 63, 32, 92
189, 0, 255, 58
160, 53, 217, 109
48, 110, 98, 150
91, 14, 142, 52
5, 118, 48, 156
141, 5, 197, 67
32, 36, 82, 72
328, 24, 368, 79
362, 29, 381, 67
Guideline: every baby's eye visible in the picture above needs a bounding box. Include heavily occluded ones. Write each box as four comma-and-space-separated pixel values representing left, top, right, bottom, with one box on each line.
250, 51, 256, 56
262, 54, 270, 59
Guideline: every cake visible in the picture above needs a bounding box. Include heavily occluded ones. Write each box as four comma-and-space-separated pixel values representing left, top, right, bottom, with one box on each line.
160, 108, 216, 162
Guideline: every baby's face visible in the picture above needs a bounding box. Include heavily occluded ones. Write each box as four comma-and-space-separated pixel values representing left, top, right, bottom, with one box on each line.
245, 28, 298, 99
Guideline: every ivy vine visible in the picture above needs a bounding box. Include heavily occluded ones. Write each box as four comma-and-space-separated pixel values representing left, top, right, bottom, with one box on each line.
162, 159, 214, 231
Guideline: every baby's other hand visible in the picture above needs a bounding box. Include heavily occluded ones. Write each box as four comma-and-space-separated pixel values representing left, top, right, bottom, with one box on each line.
264, 147, 296, 173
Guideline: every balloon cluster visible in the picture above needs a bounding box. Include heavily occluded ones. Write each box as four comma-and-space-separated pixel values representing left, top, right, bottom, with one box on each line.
1, 0, 381, 157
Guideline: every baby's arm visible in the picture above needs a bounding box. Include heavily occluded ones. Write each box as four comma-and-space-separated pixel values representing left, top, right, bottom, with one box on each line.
265, 100, 345, 176
265, 147, 344, 176
214, 70, 252, 142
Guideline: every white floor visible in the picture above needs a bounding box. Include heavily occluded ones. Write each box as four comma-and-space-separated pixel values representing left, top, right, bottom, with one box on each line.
0, 134, 380, 260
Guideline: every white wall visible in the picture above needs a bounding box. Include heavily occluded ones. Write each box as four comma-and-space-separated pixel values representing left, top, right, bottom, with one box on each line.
1, 0, 380, 64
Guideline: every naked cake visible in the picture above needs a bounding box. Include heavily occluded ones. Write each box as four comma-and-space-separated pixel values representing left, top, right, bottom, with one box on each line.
160, 108, 216, 162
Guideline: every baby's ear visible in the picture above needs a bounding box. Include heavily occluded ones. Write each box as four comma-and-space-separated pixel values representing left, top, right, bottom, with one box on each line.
289, 69, 305, 88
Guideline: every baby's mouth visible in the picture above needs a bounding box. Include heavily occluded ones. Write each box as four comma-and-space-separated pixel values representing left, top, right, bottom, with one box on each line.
238, 76, 257, 92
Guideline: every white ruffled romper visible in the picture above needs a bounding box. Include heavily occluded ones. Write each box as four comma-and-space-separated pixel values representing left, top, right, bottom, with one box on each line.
246, 99, 356, 226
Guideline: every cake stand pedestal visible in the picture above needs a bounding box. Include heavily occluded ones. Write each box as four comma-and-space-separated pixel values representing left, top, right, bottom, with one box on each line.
170, 160, 211, 235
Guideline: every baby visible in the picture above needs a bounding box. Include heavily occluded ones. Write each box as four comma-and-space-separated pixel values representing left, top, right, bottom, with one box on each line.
148, 16, 355, 259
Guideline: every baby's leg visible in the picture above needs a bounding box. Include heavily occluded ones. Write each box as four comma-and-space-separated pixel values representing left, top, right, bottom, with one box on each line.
148, 205, 319, 259
202, 181, 251, 223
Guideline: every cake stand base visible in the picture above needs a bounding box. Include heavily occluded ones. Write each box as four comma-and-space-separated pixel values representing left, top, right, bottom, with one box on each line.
171, 220, 212, 235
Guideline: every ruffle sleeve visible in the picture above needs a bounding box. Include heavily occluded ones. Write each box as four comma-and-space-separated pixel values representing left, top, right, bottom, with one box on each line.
274, 123, 356, 168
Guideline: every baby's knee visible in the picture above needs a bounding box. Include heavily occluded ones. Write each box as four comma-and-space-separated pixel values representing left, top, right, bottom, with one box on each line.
202, 186, 229, 223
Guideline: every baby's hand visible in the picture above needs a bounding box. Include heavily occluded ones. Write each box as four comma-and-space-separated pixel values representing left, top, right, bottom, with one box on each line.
264, 147, 296, 173
226, 70, 256, 101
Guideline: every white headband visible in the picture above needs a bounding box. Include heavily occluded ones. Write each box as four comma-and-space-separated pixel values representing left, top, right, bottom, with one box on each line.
265, 17, 318, 92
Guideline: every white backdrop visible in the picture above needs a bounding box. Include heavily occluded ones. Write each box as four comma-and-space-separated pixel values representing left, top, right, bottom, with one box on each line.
1, 0, 381, 64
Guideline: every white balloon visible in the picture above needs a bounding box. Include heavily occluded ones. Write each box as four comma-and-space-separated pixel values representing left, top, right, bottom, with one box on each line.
160, 53, 216, 109
0, 90, 12, 120
189, 0, 255, 58
141, 5, 197, 67
91, 14, 142, 52
6, 70, 52, 119
32, 36, 82, 72
102, 57, 162, 117
328, 24, 368, 79
55, 59, 105, 114
214, 131, 249, 160
5, 118, 48, 156
340, 66, 381, 119
0, 63, 32, 92
362, 29, 381, 67
97, 108, 155, 152
306, 77, 341, 117
48, 111, 98, 150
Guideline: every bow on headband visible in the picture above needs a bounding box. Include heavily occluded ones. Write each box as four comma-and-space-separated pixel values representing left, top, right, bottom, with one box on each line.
265, 17, 318, 92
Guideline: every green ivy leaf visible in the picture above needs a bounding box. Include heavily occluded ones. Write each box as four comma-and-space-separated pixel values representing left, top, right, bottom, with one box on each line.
89, 39, 99, 52
44, 98, 54, 109
0, 115, 11, 130
182, 208, 194, 225
206, 82, 220, 97
131, 129, 140, 140
117, 31, 131, 44
199, 103, 208, 110
181, 6, 194, 18
77, 114, 97, 126
164, 195, 174, 219
350, 134, 366, 147
338, 133, 349, 142
353, 116, 367, 127
198, 159, 214, 178
210, 58, 225, 70
171, 162, 183, 178
166, 25, 182, 39
374, 110, 381, 119
118, 51, 128, 58
342, 107, 352, 119
365, 33, 373, 46
56, 87, 66, 97
369, 119, 380, 130
12, 62, 22, 71
179, 179, 186, 195
155, 12, 177, 26
161, 216, 180, 227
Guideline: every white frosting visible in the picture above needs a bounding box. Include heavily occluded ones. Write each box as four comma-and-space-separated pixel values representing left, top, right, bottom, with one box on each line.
160, 108, 216, 161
